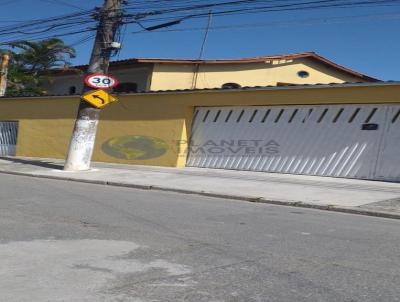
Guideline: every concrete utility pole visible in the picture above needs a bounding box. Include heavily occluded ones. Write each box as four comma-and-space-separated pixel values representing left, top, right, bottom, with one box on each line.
64, 0, 124, 171
0, 54, 10, 97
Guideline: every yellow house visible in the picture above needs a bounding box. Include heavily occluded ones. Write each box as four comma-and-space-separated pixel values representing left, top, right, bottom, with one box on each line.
43, 52, 379, 95
1, 82, 400, 181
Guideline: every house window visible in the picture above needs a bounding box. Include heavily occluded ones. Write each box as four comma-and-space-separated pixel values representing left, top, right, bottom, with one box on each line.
69, 86, 76, 95
297, 71, 310, 78
222, 83, 241, 89
113, 82, 138, 93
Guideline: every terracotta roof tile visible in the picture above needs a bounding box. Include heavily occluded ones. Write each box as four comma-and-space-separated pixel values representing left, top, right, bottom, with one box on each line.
2, 81, 397, 98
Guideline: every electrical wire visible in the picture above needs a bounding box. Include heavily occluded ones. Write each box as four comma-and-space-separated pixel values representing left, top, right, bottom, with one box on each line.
122, 0, 400, 26
0, 0, 399, 53
38, 0, 88, 11
130, 11, 400, 34
192, 11, 213, 89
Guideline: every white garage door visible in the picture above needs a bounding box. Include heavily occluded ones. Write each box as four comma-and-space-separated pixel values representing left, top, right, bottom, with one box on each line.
0, 121, 18, 156
187, 105, 400, 181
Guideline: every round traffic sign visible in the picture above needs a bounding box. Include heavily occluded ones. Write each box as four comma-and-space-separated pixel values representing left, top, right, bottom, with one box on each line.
84, 74, 119, 90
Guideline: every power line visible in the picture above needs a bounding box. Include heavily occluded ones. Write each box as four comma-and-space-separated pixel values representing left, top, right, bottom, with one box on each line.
0, 0, 398, 43
192, 11, 213, 89
0, 0, 398, 55
38, 0, 88, 11
0, 9, 96, 44
130, 11, 400, 35
123, 0, 400, 25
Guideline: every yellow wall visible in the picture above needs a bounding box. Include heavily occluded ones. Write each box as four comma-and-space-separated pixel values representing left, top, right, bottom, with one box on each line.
150, 58, 363, 91
0, 98, 78, 159
0, 84, 399, 168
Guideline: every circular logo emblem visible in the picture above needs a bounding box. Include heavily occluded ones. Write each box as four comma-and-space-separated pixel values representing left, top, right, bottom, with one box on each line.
102, 135, 169, 160
84, 74, 119, 89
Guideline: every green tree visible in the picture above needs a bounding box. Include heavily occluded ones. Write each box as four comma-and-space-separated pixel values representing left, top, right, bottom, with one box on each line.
1, 38, 76, 96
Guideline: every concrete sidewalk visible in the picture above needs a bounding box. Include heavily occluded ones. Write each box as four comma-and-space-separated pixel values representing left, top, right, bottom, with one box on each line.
1, 156, 400, 219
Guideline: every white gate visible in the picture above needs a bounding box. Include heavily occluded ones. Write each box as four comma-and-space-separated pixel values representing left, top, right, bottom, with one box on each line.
375, 105, 400, 181
187, 105, 400, 181
0, 121, 18, 156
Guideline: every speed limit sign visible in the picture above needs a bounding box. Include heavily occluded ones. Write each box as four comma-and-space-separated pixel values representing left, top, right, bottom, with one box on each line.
84, 73, 119, 90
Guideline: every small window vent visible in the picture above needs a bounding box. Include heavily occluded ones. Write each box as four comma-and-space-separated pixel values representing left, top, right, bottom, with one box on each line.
69, 86, 76, 95
222, 83, 241, 89
297, 71, 310, 78
114, 82, 138, 93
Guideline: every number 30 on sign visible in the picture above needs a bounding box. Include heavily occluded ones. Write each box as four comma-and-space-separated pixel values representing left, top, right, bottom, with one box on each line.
84, 74, 119, 89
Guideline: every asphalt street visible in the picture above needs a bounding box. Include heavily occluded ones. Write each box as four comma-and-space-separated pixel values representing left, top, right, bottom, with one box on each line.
0, 173, 399, 302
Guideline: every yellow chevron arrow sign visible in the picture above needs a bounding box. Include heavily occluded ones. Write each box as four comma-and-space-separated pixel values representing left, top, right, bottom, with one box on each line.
81, 90, 118, 109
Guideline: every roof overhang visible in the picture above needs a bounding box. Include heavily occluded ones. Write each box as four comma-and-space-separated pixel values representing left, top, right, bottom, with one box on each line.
45, 51, 380, 82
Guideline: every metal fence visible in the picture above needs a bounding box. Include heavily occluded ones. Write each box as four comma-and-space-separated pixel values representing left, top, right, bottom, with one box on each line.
0, 121, 18, 156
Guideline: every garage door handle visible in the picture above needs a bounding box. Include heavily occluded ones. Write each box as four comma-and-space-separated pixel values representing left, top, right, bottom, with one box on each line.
361, 123, 379, 130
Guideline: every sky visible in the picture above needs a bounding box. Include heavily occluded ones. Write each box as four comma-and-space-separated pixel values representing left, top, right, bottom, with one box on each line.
1, 0, 400, 80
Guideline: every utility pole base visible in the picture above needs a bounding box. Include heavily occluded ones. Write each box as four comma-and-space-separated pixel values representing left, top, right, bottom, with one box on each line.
64, 118, 99, 171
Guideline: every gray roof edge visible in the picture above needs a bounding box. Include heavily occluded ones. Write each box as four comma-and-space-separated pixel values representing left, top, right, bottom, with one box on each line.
0, 81, 399, 100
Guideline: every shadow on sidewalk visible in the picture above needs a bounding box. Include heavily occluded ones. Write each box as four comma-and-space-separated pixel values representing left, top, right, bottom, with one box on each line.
0, 157, 64, 170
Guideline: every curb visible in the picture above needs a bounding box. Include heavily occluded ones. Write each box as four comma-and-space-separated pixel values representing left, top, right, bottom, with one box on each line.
1, 169, 400, 220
